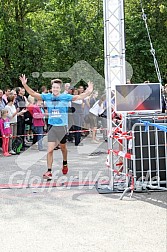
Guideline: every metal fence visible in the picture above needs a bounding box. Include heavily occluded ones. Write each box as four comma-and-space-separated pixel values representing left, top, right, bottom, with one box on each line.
131, 121, 167, 189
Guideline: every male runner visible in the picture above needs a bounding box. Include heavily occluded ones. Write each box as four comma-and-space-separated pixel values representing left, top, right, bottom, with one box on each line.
19, 74, 93, 179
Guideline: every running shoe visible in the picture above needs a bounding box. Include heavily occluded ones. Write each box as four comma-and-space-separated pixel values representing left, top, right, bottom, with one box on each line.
43, 171, 52, 180
62, 165, 68, 175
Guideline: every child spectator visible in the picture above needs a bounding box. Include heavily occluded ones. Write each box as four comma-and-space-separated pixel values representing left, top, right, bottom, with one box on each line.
0, 109, 12, 156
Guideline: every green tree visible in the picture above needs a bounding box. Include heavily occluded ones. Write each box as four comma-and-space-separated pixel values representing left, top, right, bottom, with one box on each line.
125, 0, 167, 83
0, 0, 166, 89
0, 0, 104, 89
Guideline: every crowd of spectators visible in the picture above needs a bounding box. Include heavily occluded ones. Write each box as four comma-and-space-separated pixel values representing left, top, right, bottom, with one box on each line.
0, 83, 107, 157
1, 80, 166, 157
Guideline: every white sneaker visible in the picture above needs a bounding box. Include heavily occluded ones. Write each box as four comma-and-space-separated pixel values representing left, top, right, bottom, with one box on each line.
9, 150, 16, 155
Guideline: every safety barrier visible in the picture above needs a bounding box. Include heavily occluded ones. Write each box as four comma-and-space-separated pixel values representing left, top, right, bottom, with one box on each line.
131, 122, 167, 189
97, 114, 167, 199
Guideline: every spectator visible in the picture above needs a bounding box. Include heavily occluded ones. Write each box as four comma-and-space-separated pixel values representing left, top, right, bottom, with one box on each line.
2, 87, 11, 103
5, 95, 17, 154
32, 99, 45, 151
10, 89, 18, 108
99, 105, 107, 141
90, 90, 98, 108
0, 109, 12, 156
21, 87, 29, 107
0, 90, 7, 148
0, 89, 7, 115
5, 95, 26, 154
83, 95, 91, 136
161, 90, 166, 113
164, 84, 167, 106
72, 88, 83, 146
23, 95, 34, 143
89, 94, 106, 143
22, 88, 32, 144
15, 87, 27, 148
41, 86, 48, 94
78, 85, 84, 94
84, 90, 98, 138
40, 87, 48, 131
66, 87, 75, 143
63, 83, 71, 94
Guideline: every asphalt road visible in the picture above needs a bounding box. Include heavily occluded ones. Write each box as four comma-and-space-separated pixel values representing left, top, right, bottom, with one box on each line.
0, 135, 166, 252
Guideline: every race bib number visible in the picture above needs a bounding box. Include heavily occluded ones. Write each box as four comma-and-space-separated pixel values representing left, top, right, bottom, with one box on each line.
51, 109, 61, 118
4, 121, 10, 129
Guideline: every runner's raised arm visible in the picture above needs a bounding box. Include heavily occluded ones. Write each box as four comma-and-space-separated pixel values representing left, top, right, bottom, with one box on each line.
19, 74, 42, 100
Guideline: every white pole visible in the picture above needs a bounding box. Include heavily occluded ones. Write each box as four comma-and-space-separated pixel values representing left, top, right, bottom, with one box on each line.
103, 0, 126, 190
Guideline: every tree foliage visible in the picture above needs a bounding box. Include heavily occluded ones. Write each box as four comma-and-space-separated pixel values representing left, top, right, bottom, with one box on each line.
125, 0, 167, 83
0, 0, 166, 89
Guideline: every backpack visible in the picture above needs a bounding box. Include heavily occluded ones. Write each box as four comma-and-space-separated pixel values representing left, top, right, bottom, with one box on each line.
12, 137, 23, 154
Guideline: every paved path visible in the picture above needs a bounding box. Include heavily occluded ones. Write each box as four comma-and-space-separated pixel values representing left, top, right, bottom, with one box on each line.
0, 135, 166, 252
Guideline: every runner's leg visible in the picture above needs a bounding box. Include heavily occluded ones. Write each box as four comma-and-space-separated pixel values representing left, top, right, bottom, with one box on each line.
47, 141, 57, 169
60, 143, 67, 161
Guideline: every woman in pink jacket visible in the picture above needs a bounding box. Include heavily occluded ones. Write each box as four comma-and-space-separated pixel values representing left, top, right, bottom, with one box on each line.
32, 99, 45, 151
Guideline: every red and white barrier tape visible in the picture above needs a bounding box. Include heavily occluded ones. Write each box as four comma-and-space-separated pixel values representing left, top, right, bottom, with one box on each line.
0, 127, 109, 139
111, 150, 135, 160
106, 150, 135, 163
0, 127, 133, 140
112, 134, 132, 140
105, 156, 134, 190
111, 128, 132, 140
